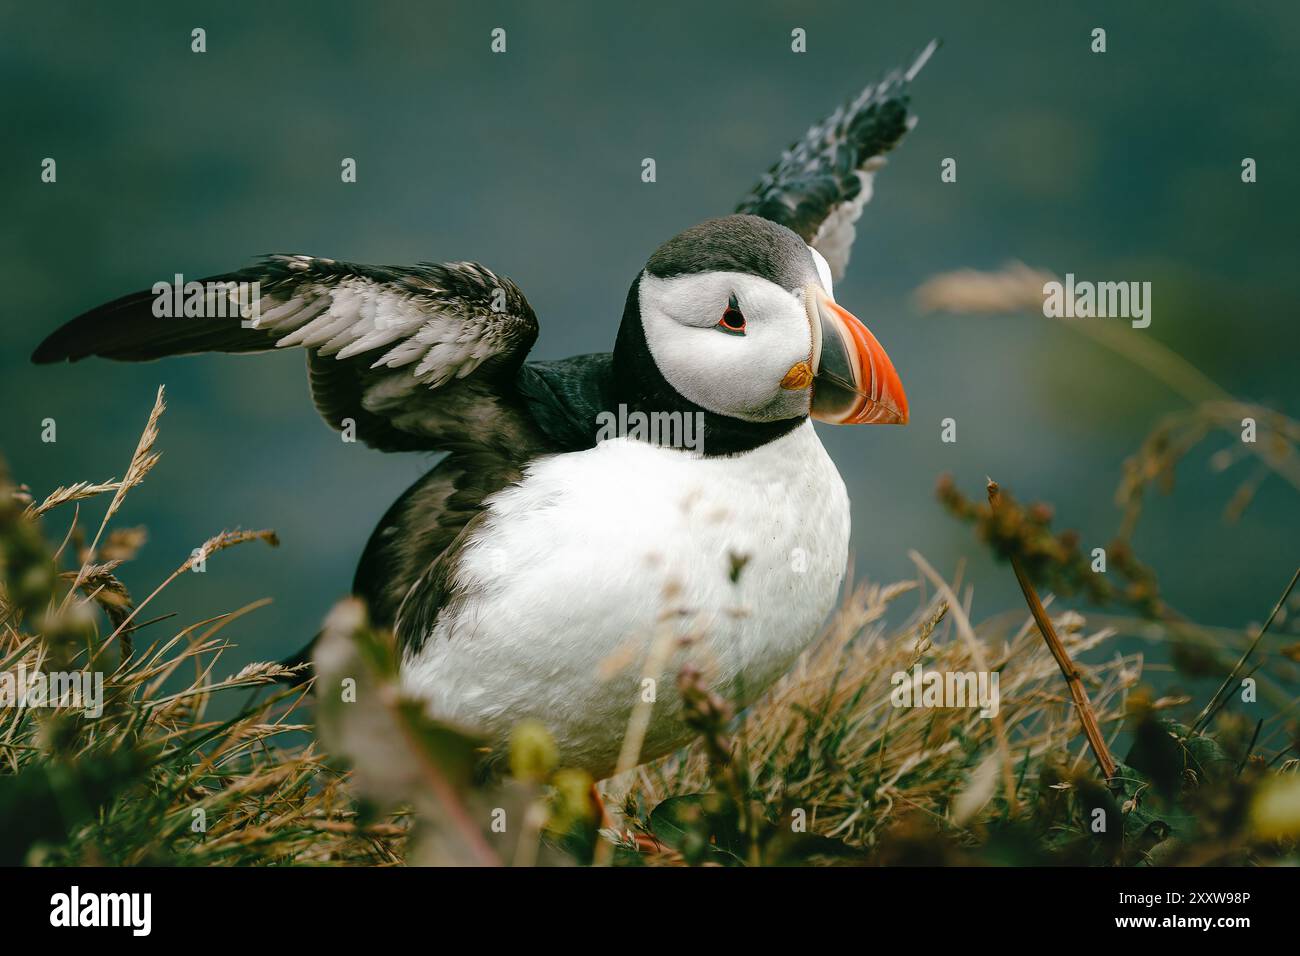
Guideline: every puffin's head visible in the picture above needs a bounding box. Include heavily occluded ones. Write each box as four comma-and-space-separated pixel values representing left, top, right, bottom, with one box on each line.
614, 215, 907, 442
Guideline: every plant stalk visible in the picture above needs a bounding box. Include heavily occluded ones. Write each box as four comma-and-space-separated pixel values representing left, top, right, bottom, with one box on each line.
987, 479, 1117, 781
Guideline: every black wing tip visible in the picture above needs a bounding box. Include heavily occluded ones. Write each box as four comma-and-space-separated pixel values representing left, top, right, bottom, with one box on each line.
32, 328, 81, 364
31, 285, 167, 365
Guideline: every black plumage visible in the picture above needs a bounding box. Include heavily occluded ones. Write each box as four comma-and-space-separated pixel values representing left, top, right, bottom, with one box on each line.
31, 45, 935, 659
736, 39, 938, 280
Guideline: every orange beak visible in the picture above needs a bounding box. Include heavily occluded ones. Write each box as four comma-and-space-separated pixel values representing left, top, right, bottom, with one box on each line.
807, 290, 908, 425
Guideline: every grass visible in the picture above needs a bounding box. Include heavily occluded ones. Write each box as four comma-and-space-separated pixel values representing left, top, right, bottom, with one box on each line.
2, 378, 1298, 866
1, 389, 402, 865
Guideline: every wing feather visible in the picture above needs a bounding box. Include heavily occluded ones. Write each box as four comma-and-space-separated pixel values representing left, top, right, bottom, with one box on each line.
736, 40, 938, 281
33, 256, 544, 455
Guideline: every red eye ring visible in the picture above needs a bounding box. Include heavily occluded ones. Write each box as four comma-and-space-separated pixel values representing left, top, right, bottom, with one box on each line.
717, 292, 746, 335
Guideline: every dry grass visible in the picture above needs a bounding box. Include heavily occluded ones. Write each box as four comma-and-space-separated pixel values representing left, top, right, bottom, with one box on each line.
3, 385, 1297, 866
613, 570, 1142, 859
0, 387, 403, 866
606, 558, 1298, 865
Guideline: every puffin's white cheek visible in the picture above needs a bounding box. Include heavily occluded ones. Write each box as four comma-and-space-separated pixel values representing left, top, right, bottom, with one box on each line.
637, 270, 815, 423
646, 329, 754, 417
744, 328, 814, 421
662, 328, 810, 423
704, 343, 779, 416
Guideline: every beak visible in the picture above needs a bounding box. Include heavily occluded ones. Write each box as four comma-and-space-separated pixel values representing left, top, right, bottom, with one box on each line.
805, 288, 908, 425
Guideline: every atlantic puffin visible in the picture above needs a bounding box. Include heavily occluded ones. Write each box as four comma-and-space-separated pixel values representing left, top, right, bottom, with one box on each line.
33, 42, 934, 780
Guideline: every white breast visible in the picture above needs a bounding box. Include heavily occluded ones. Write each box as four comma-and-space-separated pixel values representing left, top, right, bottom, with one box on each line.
400, 420, 850, 778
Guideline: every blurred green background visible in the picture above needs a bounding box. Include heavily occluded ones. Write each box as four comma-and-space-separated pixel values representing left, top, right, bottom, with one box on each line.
1, 1, 1296, 679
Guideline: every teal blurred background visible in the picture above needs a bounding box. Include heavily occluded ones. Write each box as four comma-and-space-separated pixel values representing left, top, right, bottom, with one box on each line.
1, 1, 1296, 682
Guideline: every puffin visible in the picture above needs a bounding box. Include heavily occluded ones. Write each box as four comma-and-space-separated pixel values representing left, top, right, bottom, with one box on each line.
33, 42, 934, 781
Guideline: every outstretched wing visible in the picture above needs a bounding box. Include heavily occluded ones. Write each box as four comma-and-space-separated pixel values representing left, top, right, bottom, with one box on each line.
33, 256, 545, 456
736, 39, 937, 282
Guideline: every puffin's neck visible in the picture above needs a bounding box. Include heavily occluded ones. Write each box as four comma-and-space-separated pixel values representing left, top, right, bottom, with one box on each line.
610, 275, 804, 458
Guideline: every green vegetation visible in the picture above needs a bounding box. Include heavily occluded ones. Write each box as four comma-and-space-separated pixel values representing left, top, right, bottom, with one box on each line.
2, 381, 1296, 866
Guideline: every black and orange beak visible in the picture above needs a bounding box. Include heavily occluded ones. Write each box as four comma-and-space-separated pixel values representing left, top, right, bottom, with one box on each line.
806, 289, 908, 425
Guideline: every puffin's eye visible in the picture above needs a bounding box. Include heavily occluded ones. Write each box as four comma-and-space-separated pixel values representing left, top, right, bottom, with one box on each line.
717, 292, 746, 335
